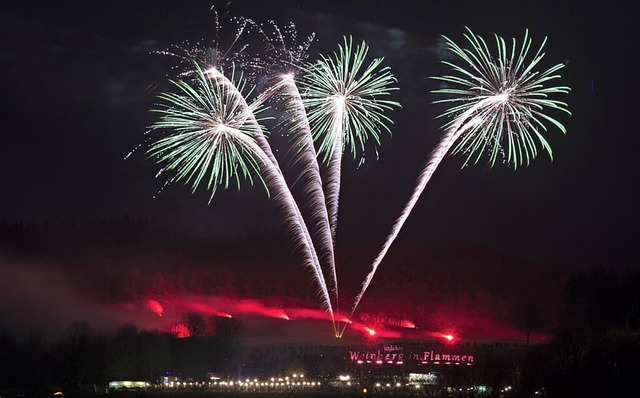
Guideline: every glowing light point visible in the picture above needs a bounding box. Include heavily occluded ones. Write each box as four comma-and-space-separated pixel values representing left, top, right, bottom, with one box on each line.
443, 334, 454, 342
204, 67, 219, 77
495, 91, 509, 103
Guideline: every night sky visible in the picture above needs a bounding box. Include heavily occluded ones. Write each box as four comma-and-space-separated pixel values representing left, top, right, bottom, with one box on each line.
1, 0, 638, 338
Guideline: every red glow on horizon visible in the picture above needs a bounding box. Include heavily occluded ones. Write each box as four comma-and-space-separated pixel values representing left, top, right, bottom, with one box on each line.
286, 307, 335, 321
400, 319, 416, 328
138, 294, 549, 343
146, 299, 164, 317
170, 323, 190, 338
166, 297, 330, 322
116, 293, 558, 344
168, 297, 233, 318
333, 313, 353, 324
338, 319, 402, 338
233, 300, 290, 320
173, 298, 230, 318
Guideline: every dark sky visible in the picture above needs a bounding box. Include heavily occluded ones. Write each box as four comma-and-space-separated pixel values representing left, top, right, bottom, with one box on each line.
0, 0, 638, 336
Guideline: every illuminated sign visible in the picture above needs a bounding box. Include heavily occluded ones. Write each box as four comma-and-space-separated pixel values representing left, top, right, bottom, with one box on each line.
348, 347, 474, 366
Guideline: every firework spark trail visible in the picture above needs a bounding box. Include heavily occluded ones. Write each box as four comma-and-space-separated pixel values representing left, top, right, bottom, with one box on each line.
302, 52, 347, 243
277, 75, 340, 316
323, 97, 344, 246
324, 97, 343, 305
248, 21, 340, 323
147, 65, 334, 318
235, 131, 334, 317
346, 100, 494, 324
182, 69, 327, 303
345, 28, 569, 329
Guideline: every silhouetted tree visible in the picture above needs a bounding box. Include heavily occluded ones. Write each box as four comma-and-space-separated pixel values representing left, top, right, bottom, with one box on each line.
512, 297, 546, 346
0, 329, 18, 387
139, 330, 172, 382
545, 268, 640, 397
182, 312, 208, 337
212, 317, 244, 375
619, 270, 640, 329
52, 321, 105, 388
104, 324, 140, 380
15, 331, 50, 390
286, 357, 307, 376
546, 328, 640, 397
561, 268, 640, 331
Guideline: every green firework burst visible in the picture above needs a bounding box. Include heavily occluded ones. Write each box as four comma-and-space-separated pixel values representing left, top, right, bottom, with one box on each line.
433, 27, 571, 168
147, 63, 269, 201
299, 36, 400, 163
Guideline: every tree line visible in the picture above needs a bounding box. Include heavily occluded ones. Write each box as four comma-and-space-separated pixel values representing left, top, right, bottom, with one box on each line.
0, 314, 244, 394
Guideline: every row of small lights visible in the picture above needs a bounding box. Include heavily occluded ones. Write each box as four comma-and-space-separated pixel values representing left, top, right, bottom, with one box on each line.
162, 376, 432, 391
339, 375, 434, 393
162, 381, 321, 388
500, 385, 513, 394
162, 374, 321, 389
161, 376, 502, 395
160, 379, 535, 396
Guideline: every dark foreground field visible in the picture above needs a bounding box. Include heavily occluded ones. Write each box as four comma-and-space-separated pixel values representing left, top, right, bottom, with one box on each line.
103, 390, 442, 398
101, 393, 412, 398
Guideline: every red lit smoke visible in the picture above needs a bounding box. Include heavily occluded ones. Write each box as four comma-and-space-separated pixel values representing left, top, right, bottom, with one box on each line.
400, 320, 416, 328
169, 322, 190, 338
132, 293, 554, 342
146, 299, 164, 316
0, 254, 551, 343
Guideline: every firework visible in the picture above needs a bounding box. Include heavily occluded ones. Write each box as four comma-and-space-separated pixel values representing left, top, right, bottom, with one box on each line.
142, 11, 404, 337
433, 28, 570, 168
154, 9, 280, 170
205, 66, 280, 169
156, 7, 253, 78
347, 28, 570, 325
250, 20, 316, 77
147, 63, 334, 316
147, 64, 267, 199
298, 37, 399, 335
298, 36, 400, 241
